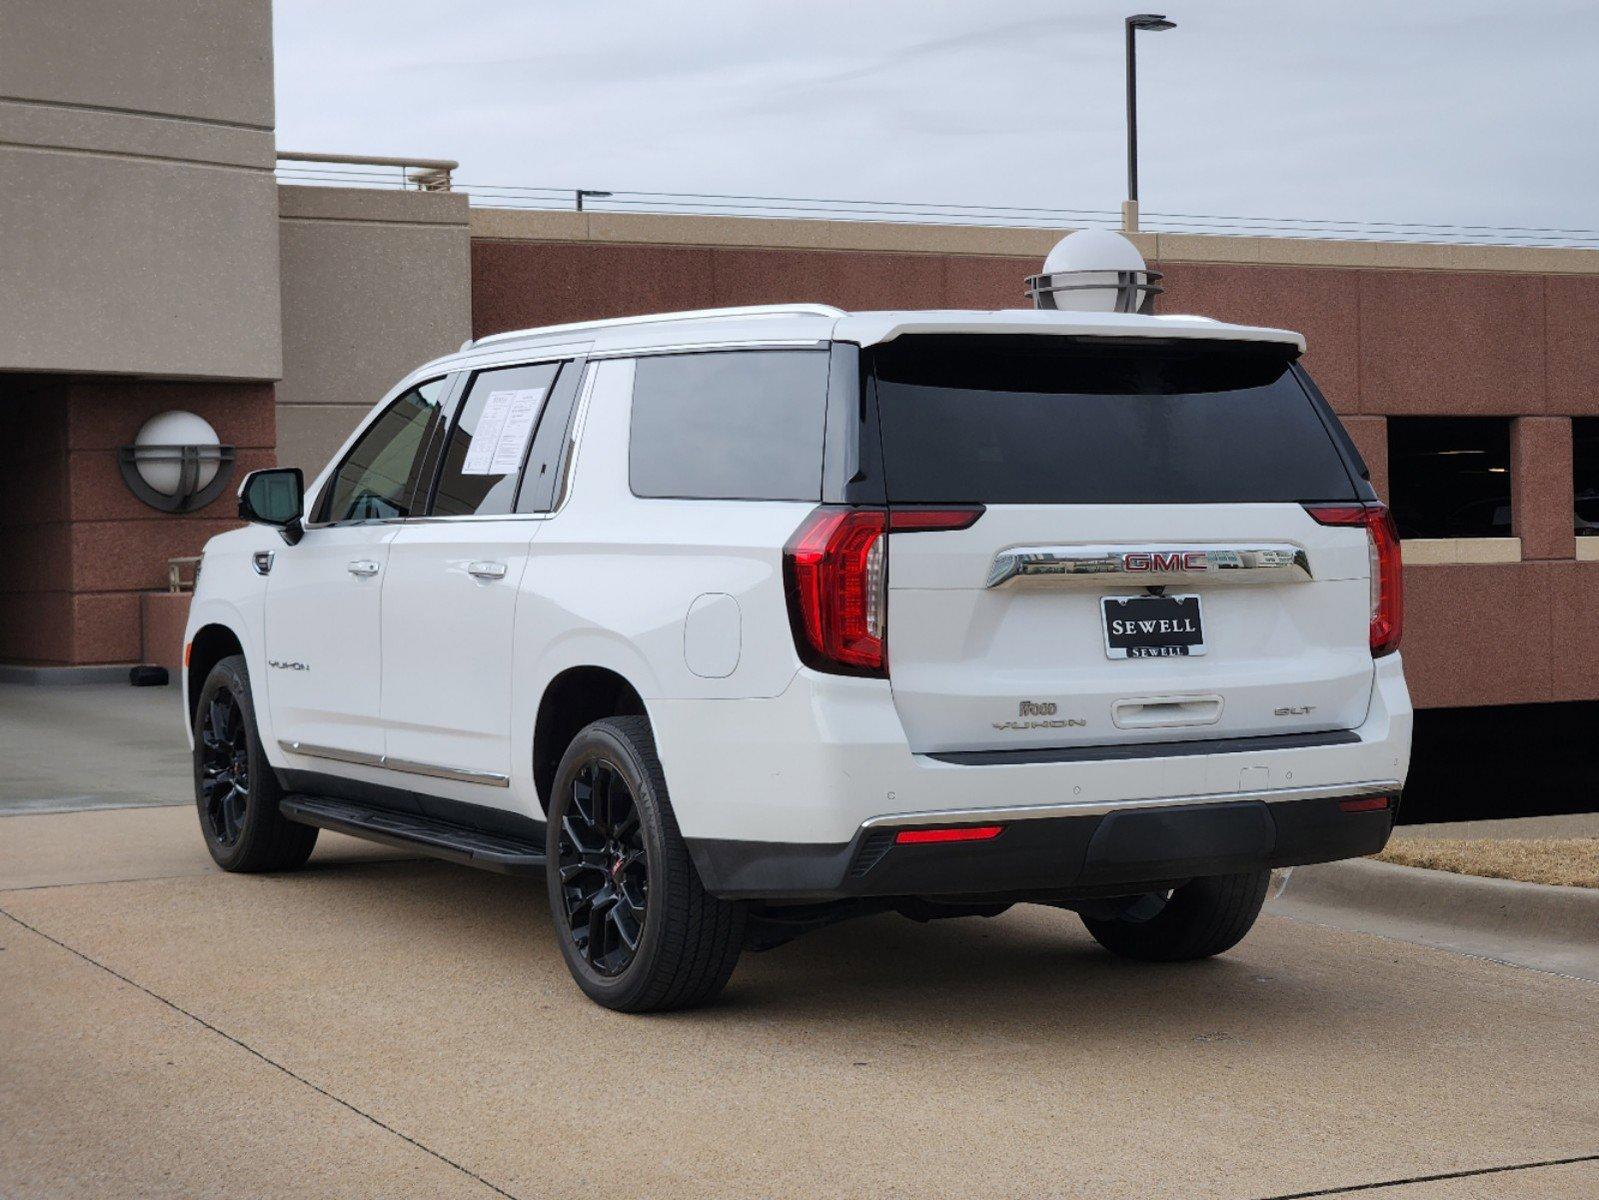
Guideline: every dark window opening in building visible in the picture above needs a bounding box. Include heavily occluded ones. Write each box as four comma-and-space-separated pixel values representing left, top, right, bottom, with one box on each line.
1387, 417, 1512, 539
1573, 418, 1599, 537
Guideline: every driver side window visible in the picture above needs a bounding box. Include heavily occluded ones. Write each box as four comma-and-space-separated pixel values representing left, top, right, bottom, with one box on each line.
319, 378, 449, 523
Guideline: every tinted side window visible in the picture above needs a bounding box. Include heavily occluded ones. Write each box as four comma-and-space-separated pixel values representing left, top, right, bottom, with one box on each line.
515, 359, 588, 514
432, 362, 561, 517
320, 378, 448, 523
629, 350, 829, 501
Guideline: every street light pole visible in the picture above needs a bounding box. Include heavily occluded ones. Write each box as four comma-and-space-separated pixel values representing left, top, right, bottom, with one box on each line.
1123, 13, 1176, 232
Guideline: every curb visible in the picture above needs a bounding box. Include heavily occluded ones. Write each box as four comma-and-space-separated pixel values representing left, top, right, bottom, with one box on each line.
1269, 857, 1599, 982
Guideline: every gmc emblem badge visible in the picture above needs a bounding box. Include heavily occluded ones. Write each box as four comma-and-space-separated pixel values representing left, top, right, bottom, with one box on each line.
1122, 551, 1208, 572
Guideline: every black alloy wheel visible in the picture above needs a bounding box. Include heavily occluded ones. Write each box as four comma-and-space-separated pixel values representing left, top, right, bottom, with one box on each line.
198, 686, 251, 848
557, 759, 649, 977
545, 716, 744, 1012
191, 654, 318, 873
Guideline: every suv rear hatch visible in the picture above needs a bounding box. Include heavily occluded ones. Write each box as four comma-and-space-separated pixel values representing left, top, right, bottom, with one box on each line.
872, 334, 1387, 755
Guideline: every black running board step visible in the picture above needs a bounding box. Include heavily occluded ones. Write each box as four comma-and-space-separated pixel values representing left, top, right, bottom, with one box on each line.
280, 796, 546, 875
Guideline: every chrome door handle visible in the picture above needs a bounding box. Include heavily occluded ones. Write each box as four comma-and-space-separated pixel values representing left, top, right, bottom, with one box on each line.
467, 560, 508, 581
347, 559, 380, 578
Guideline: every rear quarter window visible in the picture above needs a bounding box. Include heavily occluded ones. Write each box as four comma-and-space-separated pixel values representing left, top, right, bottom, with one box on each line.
629, 349, 829, 501
871, 335, 1359, 504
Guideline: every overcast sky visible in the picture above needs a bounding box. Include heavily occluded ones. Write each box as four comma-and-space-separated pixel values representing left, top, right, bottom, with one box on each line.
274, 0, 1599, 238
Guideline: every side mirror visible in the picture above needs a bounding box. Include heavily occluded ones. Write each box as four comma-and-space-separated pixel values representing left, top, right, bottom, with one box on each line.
238, 468, 305, 545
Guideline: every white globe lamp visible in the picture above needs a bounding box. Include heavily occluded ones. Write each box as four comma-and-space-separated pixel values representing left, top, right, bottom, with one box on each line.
1025, 229, 1163, 313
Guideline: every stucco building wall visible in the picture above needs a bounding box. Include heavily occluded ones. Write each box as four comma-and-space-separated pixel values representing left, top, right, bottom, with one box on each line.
275, 186, 472, 474
0, 0, 282, 381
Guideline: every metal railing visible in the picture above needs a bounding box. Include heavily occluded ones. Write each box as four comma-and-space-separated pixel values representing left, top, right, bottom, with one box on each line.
167, 556, 202, 594
276, 151, 457, 192
457, 183, 1599, 249
271, 152, 1598, 249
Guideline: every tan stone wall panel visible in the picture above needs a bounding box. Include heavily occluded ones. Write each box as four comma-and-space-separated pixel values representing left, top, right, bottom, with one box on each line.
276, 187, 471, 434
0, 0, 274, 128
274, 405, 374, 478
0, 148, 282, 379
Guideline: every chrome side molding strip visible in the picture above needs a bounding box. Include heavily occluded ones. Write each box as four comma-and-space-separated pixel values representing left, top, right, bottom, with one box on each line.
278, 740, 510, 788
862, 780, 1400, 828
384, 756, 512, 787
986, 543, 1312, 589
279, 741, 382, 769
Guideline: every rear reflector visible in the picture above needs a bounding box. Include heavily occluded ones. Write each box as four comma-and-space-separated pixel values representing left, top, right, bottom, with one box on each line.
894, 824, 1005, 845
1338, 795, 1391, 813
887, 507, 985, 533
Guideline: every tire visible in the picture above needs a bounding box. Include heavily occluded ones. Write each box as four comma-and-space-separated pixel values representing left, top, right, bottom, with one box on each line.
1080, 869, 1271, 962
546, 716, 745, 1012
193, 654, 318, 873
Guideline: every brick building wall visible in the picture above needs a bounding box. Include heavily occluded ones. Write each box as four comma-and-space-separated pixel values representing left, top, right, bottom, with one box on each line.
0, 378, 275, 666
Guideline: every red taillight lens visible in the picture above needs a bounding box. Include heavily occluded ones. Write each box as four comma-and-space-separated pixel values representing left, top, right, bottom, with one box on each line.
1305, 501, 1403, 657
784, 508, 888, 674
894, 824, 1004, 844
784, 505, 983, 676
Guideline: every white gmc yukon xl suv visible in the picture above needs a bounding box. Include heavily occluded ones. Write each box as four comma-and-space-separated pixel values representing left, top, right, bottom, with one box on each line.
184, 301, 1411, 1011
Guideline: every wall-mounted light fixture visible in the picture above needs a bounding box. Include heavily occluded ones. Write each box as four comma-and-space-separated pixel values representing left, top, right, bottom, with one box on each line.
117, 410, 236, 513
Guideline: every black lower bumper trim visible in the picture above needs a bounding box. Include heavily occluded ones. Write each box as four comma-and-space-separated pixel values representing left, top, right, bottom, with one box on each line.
687, 791, 1397, 901
925, 729, 1360, 767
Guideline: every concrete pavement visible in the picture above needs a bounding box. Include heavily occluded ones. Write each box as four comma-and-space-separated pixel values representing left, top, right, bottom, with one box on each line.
3, 803, 1596, 1200
0, 681, 188, 814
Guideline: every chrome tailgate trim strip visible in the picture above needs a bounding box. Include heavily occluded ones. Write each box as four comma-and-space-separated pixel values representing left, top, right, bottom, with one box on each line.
986, 543, 1312, 588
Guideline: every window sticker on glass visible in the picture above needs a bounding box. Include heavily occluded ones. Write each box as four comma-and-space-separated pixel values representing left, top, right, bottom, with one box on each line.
462, 387, 548, 476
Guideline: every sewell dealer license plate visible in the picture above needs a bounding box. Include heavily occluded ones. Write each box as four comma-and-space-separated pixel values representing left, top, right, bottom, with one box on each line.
1101, 594, 1207, 659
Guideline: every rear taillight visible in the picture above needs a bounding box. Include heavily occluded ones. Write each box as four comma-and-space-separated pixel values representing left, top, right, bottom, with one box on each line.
783, 505, 982, 676
1305, 501, 1403, 657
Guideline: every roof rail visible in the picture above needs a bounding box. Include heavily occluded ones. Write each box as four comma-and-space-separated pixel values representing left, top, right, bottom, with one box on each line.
465, 304, 846, 351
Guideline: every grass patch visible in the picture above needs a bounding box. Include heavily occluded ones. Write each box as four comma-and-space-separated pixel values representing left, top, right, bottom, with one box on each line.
1377, 837, 1599, 889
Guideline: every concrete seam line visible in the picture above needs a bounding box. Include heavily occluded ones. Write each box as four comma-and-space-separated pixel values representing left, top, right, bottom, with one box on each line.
1269, 910, 1599, 986
0, 905, 525, 1200
0, 856, 435, 895
1247, 1151, 1599, 1199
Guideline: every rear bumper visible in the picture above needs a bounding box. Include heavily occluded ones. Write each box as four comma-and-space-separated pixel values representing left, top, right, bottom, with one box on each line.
652, 652, 1412, 852
688, 787, 1399, 901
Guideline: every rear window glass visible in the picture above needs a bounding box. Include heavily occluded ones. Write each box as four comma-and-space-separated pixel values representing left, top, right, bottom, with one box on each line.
871, 336, 1358, 504
629, 350, 829, 501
